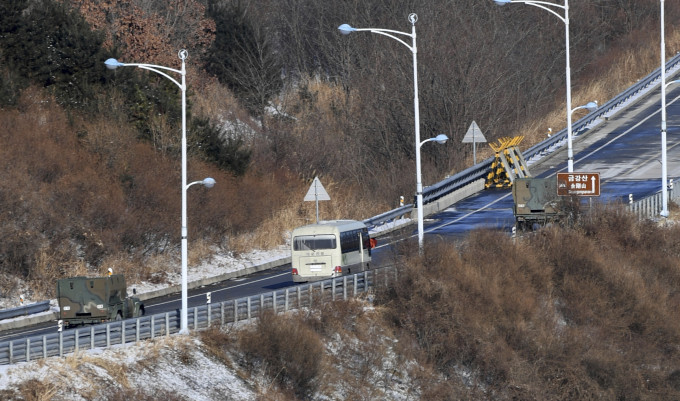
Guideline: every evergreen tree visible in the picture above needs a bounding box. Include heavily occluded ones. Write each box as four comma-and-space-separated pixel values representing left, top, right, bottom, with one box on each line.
0, 0, 109, 111
191, 116, 251, 176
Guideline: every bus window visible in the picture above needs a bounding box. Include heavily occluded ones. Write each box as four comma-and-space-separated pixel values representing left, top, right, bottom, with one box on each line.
293, 234, 337, 251
340, 230, 361, 254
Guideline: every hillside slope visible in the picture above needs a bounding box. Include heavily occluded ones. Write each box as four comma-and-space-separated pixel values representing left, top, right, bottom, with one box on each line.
2, 207, 680, 400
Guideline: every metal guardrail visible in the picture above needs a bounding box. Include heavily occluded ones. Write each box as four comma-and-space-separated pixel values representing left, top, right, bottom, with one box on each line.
4, 53, 680, 328
0, 301, 51, 321
363, 204, 412, 230
420, 52, 680, 205
628, 186, 680, 220
0, 266, 398, 365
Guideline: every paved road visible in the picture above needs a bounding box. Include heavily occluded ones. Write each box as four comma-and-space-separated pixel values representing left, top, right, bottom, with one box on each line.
424, 79, 680, 238
6, 72, 680, 346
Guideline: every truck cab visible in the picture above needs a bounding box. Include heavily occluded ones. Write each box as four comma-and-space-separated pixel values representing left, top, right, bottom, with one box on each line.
512, 176, 561, 231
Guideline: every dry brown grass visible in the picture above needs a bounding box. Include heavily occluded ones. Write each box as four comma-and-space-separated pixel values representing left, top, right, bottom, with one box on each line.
238, 310, 324, 399
14, 379, 60, 401
373, 206, 680, 399
200, 298, 420, 400
505, 26, 680, 158
199, 325, 237, 367
0, 85, 320, 293
230, 176, 388, 254
57, 351, 131, 394
0, 274, 20, 302
230, 202, 301, 254
191, 70, 254, 131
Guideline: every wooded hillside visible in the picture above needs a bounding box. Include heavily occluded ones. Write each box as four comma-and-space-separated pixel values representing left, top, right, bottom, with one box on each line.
0, 0, 677, 297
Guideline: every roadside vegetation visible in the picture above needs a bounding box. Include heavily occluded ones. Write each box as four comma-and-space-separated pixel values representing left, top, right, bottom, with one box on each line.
194, 204, 680, 399
0, 0, 678, 301
1, 0, 680, 399
3, 206, 680, 400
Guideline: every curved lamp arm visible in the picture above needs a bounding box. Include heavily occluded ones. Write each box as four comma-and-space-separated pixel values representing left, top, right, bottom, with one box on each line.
338, 14, 418, 53
494, 0, 566, 23
187, 177, 216, 190
420, 134, 449, 148
104, 49, 187, 90
569, 100, 598, 117
666, 79, 680, 89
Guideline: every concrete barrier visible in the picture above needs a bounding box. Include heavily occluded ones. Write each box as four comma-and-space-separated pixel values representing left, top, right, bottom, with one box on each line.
134, 257, 291, 302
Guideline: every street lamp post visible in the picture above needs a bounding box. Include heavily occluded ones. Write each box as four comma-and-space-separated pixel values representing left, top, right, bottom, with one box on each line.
105, 51, 215, 335
339, 13, 433, 251
417, 134, 449, 245
494, 0, 577, 172
661, 0, 670, 217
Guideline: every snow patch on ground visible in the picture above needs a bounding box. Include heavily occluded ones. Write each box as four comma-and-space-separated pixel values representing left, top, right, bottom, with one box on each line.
0, 246, 291, 312
132, 246, 290, 297
0, 218, 416, 399
0, 216, 409, 310
0, 336, 258, 400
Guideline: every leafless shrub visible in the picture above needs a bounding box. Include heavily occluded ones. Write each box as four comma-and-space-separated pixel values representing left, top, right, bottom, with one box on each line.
0, 389, 20, 401
238, 310, 324, 399
28, 249, 64, 300
13, 379, 61, 401
0, 274, 20, 301
176, 344, 195, 367
375, 207, 680, 398
200, 325, 238, 368
106, 388, 185, 401
306, 298, 365, 337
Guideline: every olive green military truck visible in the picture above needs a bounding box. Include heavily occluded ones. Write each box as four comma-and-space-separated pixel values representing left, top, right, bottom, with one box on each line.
512, 176, 562, 230
57, 274, 144, 327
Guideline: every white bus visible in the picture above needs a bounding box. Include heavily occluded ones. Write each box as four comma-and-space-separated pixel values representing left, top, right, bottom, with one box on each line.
291, 220, 376, 282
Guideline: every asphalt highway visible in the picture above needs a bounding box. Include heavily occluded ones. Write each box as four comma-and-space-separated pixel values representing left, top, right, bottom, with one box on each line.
423, 80, 680, 238
4, 73, 680, 346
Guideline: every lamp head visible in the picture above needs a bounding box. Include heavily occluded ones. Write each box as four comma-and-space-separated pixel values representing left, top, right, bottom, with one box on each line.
104, 58, 124, 70
434, 134, 449, 144
202, 177, 216, 188
494, 0, 512, 4
584, 101, 598, 111
338, 24, 356, 35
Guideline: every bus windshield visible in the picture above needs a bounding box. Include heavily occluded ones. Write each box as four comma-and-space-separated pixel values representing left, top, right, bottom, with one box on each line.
293, 234, 337, 251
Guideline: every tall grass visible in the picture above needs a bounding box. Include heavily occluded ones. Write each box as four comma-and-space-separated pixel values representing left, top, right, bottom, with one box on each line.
375, 206, 680, 399
238, 310, 324, 399
511, 28, 680, 159
3, 10, 679, 303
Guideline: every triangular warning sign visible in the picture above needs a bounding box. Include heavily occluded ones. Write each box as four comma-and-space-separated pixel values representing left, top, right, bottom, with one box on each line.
462, 121, 487, 143
304, 177, 330, 201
